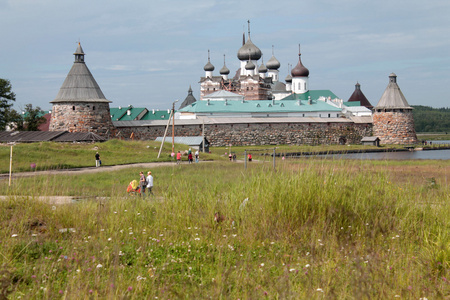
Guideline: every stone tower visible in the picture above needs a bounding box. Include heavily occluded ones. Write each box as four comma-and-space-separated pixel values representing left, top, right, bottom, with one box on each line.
373, 73, 417, 145
49, 43, 115, 137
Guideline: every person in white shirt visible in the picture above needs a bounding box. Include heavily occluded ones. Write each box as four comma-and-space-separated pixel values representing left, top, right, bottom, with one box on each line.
146, 171, 154, 196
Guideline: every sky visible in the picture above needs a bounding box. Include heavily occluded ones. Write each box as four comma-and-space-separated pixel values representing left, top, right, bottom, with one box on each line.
1, 0, 449, 112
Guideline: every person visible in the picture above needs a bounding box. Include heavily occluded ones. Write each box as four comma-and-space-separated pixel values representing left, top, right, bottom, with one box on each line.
248, 153, 252, 162
95, 152, 101, 167
195, 150, 199, 163
146, 171, 154, 196
229, 153, 232, 161
188, 152, 193, 164
139, 171, 146, 198
176, 151, 182, 164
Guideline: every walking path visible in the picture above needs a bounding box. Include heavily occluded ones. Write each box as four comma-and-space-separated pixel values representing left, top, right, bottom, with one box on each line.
0, 161, 184, 179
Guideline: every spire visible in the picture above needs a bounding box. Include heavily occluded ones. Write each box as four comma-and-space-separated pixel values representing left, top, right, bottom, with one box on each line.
203, 49, 215, 72
247, 20, 251, 38
74, 42, 85, 63
291, 44, 309, 77
220, 54, 230, 75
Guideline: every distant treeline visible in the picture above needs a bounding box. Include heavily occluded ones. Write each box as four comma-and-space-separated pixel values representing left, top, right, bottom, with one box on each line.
412, 105, 450, 133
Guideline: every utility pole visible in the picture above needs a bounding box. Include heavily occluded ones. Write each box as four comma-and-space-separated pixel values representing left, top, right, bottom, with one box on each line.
171, 100, 179, 154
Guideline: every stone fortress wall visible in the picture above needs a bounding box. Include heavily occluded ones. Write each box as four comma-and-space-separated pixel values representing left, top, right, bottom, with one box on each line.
372, 110, 417, 145
115, 121, 372, 146
50, 102, 115, 136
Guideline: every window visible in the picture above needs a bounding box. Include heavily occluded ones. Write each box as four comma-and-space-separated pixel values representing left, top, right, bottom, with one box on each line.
72, 106, 75, 111
93, 106, 96, 111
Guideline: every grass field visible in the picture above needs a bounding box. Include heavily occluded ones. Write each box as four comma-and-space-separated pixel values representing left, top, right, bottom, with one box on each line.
0, 157, 449, 299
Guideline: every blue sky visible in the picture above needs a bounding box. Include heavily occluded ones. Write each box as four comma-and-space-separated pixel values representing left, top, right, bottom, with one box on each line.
1, 0, 449, 111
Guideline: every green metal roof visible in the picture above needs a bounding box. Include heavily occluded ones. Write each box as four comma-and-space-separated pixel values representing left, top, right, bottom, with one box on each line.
140, 110, 172, 120
110, 107, 127, 121
110, 106, 147, 121
179, 90, 342, 113
280, 90, 338, 100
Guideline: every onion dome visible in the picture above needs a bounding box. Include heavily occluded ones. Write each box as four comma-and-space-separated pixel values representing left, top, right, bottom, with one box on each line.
259, 62, 267, 73
237, 20, 262, 61
204, 50, 215, 72
291, 46, 309, 77
237, 38, 262, 61
204, 60, 214, 72
245, 59, 255, 70
285, 74, 292, 83
266, 49, 280, 70
220, 54, 230, 75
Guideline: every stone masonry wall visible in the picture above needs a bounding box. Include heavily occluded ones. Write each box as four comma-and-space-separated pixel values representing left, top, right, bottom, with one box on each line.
373, 110, 417, 145
49, 102, 115, 137
116, 121, 372, 146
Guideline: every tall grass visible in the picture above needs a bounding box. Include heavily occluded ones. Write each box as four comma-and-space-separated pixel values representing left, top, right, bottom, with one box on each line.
0, 160, 448, 299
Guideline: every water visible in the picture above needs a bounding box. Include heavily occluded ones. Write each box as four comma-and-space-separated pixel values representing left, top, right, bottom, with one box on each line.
329, 149, 450, 160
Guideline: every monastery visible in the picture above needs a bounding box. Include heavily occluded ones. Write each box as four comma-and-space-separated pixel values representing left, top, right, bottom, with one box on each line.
47, 23, 417, 146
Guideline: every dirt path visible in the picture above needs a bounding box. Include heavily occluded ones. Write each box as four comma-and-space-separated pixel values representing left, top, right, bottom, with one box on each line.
0, 161, 191, 179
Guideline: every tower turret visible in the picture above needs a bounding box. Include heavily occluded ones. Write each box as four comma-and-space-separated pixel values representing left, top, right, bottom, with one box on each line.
372, 73, 417, 144
49, 43, 115, 137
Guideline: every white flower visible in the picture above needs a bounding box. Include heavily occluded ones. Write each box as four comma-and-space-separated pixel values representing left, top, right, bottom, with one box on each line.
137, 275, 147, 281
96, 264, 103, 268
260, 263, 264, 267
52, 206, 56, 210
289, 268, 296, 272
194, 238, 200, 241
305, 264, 310, 268
316, 288, 323, 292
11, 234, 18, 238
108, 238, 112, 241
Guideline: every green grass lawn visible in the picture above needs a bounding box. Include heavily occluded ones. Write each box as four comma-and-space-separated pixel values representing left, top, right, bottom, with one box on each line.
0, 159, 448, 298
0, 139, 224, 173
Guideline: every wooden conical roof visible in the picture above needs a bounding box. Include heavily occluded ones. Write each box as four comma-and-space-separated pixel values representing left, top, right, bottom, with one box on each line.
51, 43, 110, 103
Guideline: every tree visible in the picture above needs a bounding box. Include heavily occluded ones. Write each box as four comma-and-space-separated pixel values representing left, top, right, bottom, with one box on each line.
0, 79, 16, 130
22, 104, 46, 131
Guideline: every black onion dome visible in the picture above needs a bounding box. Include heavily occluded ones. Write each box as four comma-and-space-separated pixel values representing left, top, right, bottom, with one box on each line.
204, 59, 214, 72
291, 54, 309, 77
259, 63, 267, 73
245, 60, 256, 70
285, 74, 292, 82
266, 55, 280, 70
220, 64, 230, 75
237, 37, 262, 61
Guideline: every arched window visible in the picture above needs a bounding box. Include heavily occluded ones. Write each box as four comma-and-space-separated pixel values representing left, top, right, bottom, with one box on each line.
72, 106, 75, 111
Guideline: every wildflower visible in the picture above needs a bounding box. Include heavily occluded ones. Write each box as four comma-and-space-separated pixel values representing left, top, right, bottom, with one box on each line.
316, 288, 323, 292
11, 234, 18, 238
59, 290, 63, 294
127, 286, 133, 291
305, 264, 310, 268
96, 264, 103, 269
260, 263, 264, 267
289, 268, 296, 272
108, 238, 112, 241
52, 206, 56, 210
89, 290, 93, 294
136, 275, 147, 281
